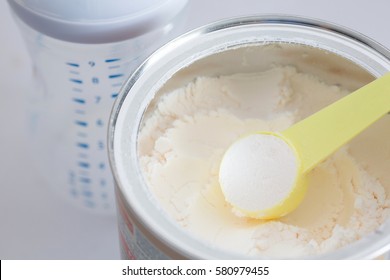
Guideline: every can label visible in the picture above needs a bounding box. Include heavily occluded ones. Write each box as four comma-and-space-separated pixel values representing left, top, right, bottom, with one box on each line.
117, 197, 170, 260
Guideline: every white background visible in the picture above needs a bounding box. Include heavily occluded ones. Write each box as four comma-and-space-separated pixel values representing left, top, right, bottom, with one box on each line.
0, 0, 389, 259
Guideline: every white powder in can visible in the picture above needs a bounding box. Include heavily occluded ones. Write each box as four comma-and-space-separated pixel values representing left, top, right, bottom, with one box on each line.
139, 67, 390, 257
219, 133, 299, 214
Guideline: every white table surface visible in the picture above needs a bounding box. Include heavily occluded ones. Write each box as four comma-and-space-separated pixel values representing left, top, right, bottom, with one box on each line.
1, 0, 389, 260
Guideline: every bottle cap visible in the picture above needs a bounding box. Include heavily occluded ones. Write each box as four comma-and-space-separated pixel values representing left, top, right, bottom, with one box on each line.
8, 0, 188, 43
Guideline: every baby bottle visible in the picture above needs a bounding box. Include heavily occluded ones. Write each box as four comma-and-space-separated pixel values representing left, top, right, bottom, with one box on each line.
7, 0, 188, 214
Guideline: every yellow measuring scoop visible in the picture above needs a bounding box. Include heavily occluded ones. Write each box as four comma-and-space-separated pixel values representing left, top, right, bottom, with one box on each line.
219, 73, 390, 219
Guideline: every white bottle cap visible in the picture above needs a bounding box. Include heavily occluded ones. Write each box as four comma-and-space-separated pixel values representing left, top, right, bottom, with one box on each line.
8, 0, 188, 43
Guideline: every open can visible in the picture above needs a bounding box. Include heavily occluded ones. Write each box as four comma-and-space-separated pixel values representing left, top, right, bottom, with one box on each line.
108, 15, 390, 259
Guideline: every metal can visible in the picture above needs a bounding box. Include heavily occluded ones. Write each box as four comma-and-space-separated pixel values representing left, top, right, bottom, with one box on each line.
108, 15, 390, 259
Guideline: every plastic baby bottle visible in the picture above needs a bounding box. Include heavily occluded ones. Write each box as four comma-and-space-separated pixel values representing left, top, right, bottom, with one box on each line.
7, 0, 188, 214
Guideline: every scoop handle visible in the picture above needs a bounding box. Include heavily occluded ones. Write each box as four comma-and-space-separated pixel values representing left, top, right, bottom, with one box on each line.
281, 73, 390, 173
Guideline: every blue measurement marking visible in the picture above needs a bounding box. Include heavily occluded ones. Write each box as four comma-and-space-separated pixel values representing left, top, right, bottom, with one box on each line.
77, 142, 89, 149
108, 73, 124, 79
105, 58, 120, 63
84, 200, 95, 208
75, 122, 88, 129
98, 162, 106, 170
73, 98, 86, 104
79, 177, 91, 184
111, 93, 119, 98
96, 119, 104, 127
66, 62, 79, 67
75, 120, 88, 127
78, 162, 90, 169
69, 78, 83, 84
97, 140, 105, 150
69, 70, 79, 75
82, 190, 93, 198
94, 96, 102, 104
100, 179, 107, 187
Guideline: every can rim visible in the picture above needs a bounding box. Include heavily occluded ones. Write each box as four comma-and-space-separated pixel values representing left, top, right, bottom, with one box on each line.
109, 14, 390, 259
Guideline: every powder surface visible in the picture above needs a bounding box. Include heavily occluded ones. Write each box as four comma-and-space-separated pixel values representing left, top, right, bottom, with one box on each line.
138, 66, 390, 258
219, 134, 298, 214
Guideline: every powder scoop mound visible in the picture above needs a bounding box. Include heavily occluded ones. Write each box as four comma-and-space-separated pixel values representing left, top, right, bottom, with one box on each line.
219, 133, 298, 218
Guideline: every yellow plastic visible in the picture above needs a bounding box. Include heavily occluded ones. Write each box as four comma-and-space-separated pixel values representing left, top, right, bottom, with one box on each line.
224, 131, 309, 220
222, 73, 390, 220
282, 72, 390, 173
